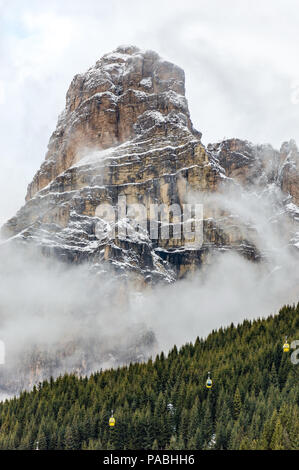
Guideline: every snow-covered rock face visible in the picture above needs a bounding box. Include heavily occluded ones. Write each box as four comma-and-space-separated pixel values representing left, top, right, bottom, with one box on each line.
279, 140, 299, 206
207, 138, 299, 258
1, 47, 299, 283
25, 45, 196, 201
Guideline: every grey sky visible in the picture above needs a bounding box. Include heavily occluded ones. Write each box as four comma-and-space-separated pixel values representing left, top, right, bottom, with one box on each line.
0, 0, 298, 224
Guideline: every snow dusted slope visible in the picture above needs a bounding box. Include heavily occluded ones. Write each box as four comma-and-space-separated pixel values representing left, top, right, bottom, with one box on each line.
1, 46, 299, 284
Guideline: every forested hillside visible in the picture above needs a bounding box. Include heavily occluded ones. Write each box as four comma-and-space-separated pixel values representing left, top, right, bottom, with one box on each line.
0, 304, 298, 450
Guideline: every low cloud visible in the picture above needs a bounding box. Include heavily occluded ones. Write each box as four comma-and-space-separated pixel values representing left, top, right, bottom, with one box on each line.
0, 174, 298, 397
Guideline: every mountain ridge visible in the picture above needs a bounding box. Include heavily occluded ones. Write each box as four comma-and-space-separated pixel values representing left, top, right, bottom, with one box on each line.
2, 46, 298, 283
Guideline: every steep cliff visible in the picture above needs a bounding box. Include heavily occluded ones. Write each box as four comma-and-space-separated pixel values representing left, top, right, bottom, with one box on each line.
1, 46, 299, 283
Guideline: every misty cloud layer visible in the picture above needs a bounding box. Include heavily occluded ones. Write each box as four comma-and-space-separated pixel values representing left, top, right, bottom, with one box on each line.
0, 175, 298, 398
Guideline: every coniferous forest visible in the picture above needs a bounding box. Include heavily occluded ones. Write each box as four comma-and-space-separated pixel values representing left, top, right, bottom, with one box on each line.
0, 304, 298, 450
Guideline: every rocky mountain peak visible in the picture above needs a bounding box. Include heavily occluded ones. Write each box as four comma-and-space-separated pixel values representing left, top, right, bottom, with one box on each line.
2, 47, 299, 284
26, 46, 199, 201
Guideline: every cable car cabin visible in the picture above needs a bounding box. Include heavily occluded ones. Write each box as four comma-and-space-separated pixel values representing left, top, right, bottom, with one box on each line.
109, 417, 116, 427
283, 342, 290, 352
206, 378, 213, 389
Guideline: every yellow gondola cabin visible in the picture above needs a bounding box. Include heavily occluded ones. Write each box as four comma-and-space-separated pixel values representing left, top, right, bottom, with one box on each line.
283, 336, 290, 352
109, 410, 116, 427
206, 372, 213, 389
109, 416, 116, 427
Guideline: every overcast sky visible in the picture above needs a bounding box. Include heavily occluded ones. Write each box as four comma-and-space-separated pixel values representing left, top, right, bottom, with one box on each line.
0, 0, 299, 224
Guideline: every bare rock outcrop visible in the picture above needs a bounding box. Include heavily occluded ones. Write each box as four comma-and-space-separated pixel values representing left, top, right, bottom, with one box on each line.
2, 46, 299, 283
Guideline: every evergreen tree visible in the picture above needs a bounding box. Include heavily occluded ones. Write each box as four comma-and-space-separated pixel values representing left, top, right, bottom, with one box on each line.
233, 388, 242, 419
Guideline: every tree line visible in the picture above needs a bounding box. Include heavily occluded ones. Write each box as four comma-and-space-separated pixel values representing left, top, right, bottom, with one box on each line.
0, 303, 298, 450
